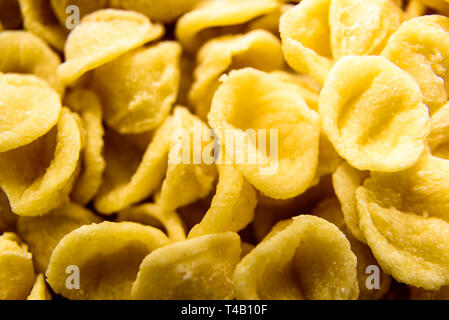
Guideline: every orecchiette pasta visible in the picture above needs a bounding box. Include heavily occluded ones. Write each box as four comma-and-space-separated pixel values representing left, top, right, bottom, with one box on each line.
175, 0, 279, 53
2, 0, 449, 301
18, 0, 68, 52
0, 73, 61, 152
382, 15, 449, 115
58, 9, 164, 86
233, 215, 358, 300
17, 202, 102, 273
280, 0, 402, 84
0, 107, 81, 216
188, 164, 257, 238
320, 55, 430, 172
132, 232, 241, 300
189, 29, 284, 119
65, 89, 105, 205
92, 41, 181, 134
94, 117, 171, 214
0, 233, 35, 300
209, 68, 320, 199
0, 31, 64, 95
46, 222, 170, 300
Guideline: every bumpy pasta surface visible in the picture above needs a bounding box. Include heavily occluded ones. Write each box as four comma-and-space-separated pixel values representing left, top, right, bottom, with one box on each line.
1, 0, 449, 301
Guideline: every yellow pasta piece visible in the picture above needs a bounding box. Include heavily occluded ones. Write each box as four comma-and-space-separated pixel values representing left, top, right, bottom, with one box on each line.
189, 29, 284, 120
0, 107, 81, 216
332, 162, 369, 243
382, 15, 449, 114
18, 0, 68, 51
0, 0, 22, 29
158, 107, 217, 212
27, 274, 51, 300
92, 41, 181, 134
361, 151, 449, 224
356, 184, 449, 290
280, 0, 333, 84
320, 55, 430, 172
94, 117, 172, 214
280, 0, 402, 84
188, 165, 257, 238
65, 89, 105, 205
0, 190, 18, 233
46, 221, 170, 300
17, 202, 101, 273
404, 0, 427, 20
110, 0, 199, 23
233, 215, 358, 300
117, 203, 186, 242
0, 31, 64, 95
132, 232, 241, 300
0, 73, 61, 152
175, 0, 279, 53
209, 68, 320, 199
429, 102, 449, 159
329, 0, 402, 60
58, 9, 164, 85
313, 198, 391, 300
269, 71, 321, 111
49, 0, 108, 27
0, 233, 35, 300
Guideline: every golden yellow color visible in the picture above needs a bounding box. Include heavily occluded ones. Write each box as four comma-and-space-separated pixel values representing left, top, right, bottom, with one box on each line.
0, 31, 64, 95
175, 0, 278, 53
27, 274, 51, 300
280, 0, 402, 84
110, 0, 199, 23
313, 197, 391, 300
92, 41, 181, 134
46, 221, 170, 300
18, 0, 67, 51
332, 162, 369, 243
0, 107, 81, 216
429, 102, 449, 159
189, 29, 284, 119
65, 89, 105, 205
320, 55, 430, 172
233, 215, 358, 300
0, 73, 61, 152
17, 202, 102, 273
356, 180, 449, 290
132, 232, 241, 300
158, 107, 217, 211
410, 285, 449, 300
188, 165, 257, 238
118, 203, 186, 242
329, 0, 402, 59
0, 233, 35, 300
58, 9, 164, 85
94, 117, 172, 214
382, 15, 449, 115
209, 68, 320, 199
280, 0, 333, 84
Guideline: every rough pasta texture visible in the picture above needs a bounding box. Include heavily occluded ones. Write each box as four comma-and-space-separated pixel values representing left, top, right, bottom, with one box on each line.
2, 0, 449, 301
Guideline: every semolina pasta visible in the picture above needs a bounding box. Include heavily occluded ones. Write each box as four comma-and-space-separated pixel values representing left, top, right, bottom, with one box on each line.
1, 0, 449, 302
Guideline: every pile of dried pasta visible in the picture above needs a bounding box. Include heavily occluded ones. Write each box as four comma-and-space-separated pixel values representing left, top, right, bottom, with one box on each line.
1, 0, 449, 300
